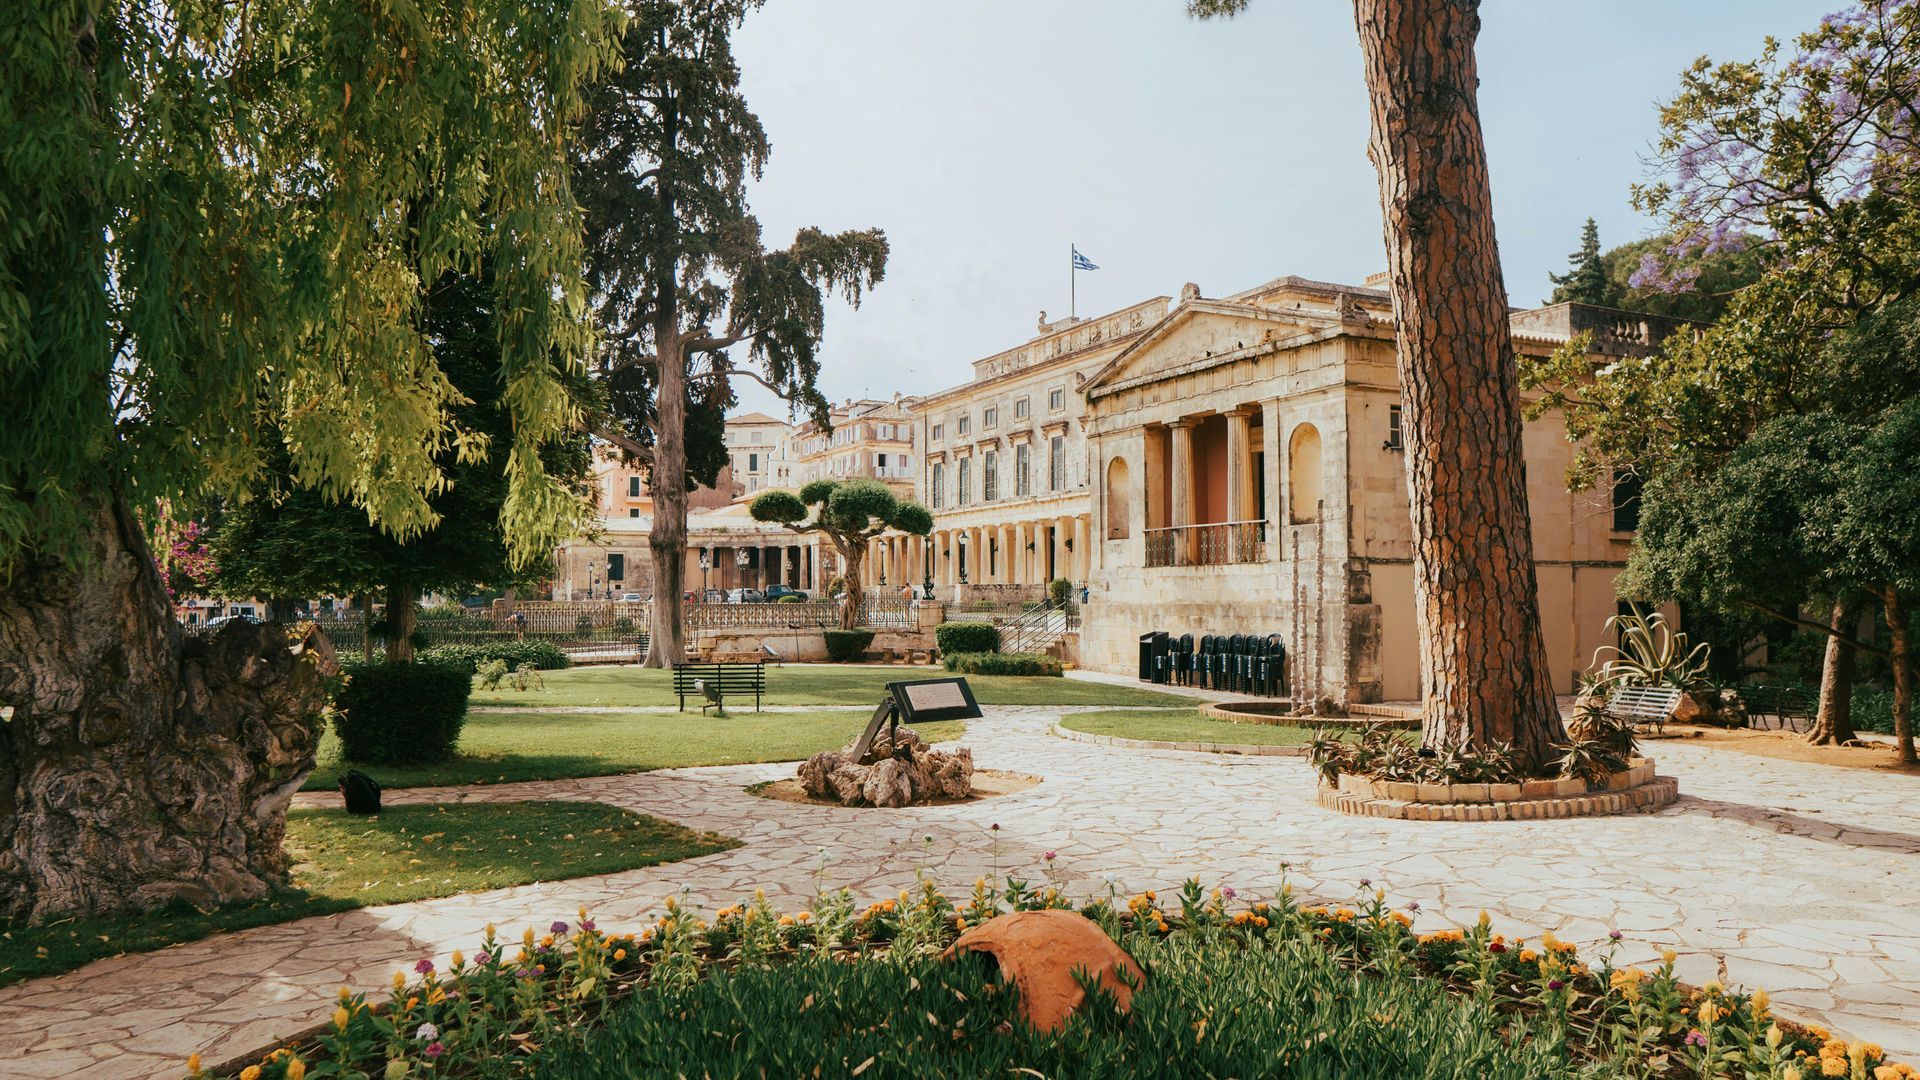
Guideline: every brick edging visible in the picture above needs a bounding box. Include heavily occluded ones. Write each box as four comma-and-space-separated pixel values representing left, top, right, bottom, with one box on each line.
1051, 723, 1309, 757
1316, 776, 1680, 820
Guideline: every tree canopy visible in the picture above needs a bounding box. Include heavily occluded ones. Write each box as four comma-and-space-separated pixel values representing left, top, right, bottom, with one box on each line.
1546, 219, 1612, 307
750, 480, 930, 629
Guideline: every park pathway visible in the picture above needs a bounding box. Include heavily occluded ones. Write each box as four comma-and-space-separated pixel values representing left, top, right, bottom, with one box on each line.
3, 705, 1917, 1076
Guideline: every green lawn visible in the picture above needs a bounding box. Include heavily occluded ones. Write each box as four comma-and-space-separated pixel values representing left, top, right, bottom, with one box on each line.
1059, 707, 1324, 746
305, 709, 968, 791
0, 801, 734, 986
470, 664, 1190, 710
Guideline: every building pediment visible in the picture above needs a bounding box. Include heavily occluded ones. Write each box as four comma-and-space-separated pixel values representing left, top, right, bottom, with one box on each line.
1082, 300, 1336, 398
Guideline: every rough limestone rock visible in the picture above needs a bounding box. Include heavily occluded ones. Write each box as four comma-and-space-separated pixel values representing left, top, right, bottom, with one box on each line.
940, 909, 1146, 1033
796, 727, 976, 807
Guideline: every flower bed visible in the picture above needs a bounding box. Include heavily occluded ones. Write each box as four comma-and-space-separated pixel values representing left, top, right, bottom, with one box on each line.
183, 877, 1904, 1079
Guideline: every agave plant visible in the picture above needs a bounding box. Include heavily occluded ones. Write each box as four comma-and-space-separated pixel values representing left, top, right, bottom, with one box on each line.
1306, 730, 1352, 785
1587, 604, 1712, 693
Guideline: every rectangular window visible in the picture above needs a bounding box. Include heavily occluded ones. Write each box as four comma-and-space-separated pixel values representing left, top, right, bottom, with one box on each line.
1014, 397, 1029, 420
958, 458, 972, 505
931, 462, 945, 509
983, 450, 998, 501
748, 452, 760, 471
983, 406, 998, 429
1612, 469, 1643, 532
1015, 443, 1031, 497
1049, 435, 1066, 491
932, 423, 944, 441
1049, 387, 1065, 412
876, 453, 888, 468
607, 552, 625, 581
1387, 405, 1404, 450
628, 476, 641, 498
957, 414, 971, 436
629, 507, 640, 518
750, 431, 766, 444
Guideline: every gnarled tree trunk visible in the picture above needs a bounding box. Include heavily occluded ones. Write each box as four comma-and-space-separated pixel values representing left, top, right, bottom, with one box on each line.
0, 494, 336, 922
1355, 0, 1565, 770
1886, 589, 1916, 764
1807, 595, 1861, 745
840, 541, 865, 631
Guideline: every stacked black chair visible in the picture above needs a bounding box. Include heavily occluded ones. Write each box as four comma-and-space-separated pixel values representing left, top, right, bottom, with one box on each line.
1265, 633, 1288, 696
1174, 633, 1195, 685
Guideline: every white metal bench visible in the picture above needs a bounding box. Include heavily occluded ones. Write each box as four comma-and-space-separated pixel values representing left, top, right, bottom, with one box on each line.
1603, 684, 1685, 735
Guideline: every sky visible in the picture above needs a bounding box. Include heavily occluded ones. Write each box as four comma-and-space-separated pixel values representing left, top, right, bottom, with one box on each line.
726, 0, 1821, 416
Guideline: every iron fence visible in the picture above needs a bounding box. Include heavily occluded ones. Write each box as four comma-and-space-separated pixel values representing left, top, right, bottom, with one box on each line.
1144, 520, 1269, 567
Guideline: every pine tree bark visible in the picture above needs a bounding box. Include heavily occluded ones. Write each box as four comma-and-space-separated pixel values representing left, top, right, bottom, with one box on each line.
1885, 589, 1916, 764
384, 580, 418, 664
0, 493, 336, 922
1354, 0, 1565, 770
1807, 595, 1860, 745
644, 326, 690, 668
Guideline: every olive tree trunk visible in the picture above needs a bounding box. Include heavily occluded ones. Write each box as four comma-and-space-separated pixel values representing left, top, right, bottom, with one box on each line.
0, 494, 336, 922
1354, 0, 1565, 770
643, 326, 689, 669
1807, 594, 1861, 746
839, 539, 866, 631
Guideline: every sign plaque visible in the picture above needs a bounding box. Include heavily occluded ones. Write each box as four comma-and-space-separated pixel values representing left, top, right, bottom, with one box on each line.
849, 678, 982, 763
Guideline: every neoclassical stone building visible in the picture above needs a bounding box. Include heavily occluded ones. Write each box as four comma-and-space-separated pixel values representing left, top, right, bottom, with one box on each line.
1080, 274, 1687, 702
893, 297, 1170, 599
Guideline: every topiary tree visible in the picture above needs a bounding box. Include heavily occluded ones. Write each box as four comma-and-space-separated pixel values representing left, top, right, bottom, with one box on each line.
750, 480, 932, 630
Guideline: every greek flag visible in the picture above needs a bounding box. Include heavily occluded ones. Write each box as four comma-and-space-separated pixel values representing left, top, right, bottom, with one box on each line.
1071, 246, 1099, 271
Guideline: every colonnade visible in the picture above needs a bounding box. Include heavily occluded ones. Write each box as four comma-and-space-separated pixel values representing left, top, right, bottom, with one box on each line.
859, 515, 1093, 591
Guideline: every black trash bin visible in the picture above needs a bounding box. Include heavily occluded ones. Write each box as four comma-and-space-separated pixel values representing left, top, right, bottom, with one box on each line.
1139, 631, 1169, 682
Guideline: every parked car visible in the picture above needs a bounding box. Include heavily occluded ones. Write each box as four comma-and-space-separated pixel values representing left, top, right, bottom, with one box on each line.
762, 584, 809, 602
617, 592, 647, 602
204, 614, 264, 629
725, 588, 766, 604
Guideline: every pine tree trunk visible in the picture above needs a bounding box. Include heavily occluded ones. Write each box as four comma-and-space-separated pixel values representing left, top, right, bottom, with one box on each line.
644, 331, 689, 668
0, 493, 336, 922
384, 580, 418, 664
1353, 0, 1565, 771
1886, 589, 1916, 764
1807, 595, 1860, 746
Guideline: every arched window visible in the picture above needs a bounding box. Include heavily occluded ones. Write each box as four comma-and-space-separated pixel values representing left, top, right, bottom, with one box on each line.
1288, 423, 1323, 524
1105, 456, 1133, 539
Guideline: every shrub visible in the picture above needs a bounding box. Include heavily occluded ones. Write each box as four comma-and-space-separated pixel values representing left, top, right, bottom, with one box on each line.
943, 651, 1062, 677
333, 658, 472, 765
776, 594, 804, 604
420, 640, 570, 673
824, 629, 876, 663
1048, 577, 1073, 605
935, 621, 999, 655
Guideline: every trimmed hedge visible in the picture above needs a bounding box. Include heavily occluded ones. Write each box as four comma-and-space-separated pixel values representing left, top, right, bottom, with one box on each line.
943, 651, 1062, 677
824, 629, 876, 663
333, 658, 472, 765
419, 640, 570, 674
935, 621, 999, 655
1048, 577, 1073, 605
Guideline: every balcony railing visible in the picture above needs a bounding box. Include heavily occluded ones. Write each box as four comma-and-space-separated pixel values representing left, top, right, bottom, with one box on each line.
1143, 520, 1269, 568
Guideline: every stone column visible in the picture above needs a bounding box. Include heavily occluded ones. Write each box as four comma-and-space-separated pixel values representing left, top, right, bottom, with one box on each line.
1228, 407, 1255, 521
1170, 419, 1196, 562
1073, 515, 1090, 580
1012, 522, 1029, 585
991, 524, 1007, 585
1262, 399, 1281, 561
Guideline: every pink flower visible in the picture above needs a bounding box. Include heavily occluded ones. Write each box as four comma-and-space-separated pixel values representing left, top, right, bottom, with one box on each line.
1684, 1030, 1708, 1047
424, 1041, 447, 1059
413, 959, 434, 975
1042, 851, 1056, 861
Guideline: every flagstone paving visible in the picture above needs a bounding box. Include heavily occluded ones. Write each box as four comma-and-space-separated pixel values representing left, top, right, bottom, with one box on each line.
5, 704, 1918, 1077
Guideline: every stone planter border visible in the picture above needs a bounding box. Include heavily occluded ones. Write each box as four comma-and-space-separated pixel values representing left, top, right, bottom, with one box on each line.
1051, 723, 1309, 757
1318, 758, 1677, 820
1199, 701, 1419, 730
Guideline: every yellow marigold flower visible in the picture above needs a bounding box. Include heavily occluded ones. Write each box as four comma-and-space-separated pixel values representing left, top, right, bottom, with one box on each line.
405, 996, 419, 1010
1862, 1044, 1883, 1061
1254, 915, 1268, 928
187, 1052, 203, 1074
240, 1067, 262, 1080
1660, 948, 1676, 964
391, 971, 406, 991
614, 949, 627, 960
1824, 1039, 1849, 1057
1822, 1057, 1848, 1077
338, 985, 352, 1001
1703, 979, 1722, 995
332, 1006, 350, 1030
286, 1059, 307, 1080
956, 918, 969, 931
541, 934, 555, 948
778, 915, 794, 926
1519, 949, 1539, 963
797, 911, 812, 922
1877, 1068, 1903, 1080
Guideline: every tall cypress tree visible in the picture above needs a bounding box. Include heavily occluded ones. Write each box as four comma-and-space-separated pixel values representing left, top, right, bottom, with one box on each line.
574, 0, 889, 667
1548, 218, 1616, 306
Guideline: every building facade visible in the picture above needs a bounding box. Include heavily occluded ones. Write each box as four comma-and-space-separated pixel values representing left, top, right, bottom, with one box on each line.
788, 397, 917, 497
1078, 275, 1687, 702
880, 298, 1170, 599
723, 411, 793, 495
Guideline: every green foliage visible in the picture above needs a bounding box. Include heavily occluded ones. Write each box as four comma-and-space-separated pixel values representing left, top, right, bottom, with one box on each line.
1048, 577, 1074, 605
823, 629, 876, 663
418, 640, 570, 674
333, 659, 473, 766
935, 622, 1000, 655
0, 802, 734, 987
775, 594, 804, 604
2, 0, 619, 573
1309, 723, 1524, 784
1586, 606, 1713, 692
751, 478, 932, 629
942, 651, 1062, 677
749, 489, 809, 525
1590, 233, 1765, 323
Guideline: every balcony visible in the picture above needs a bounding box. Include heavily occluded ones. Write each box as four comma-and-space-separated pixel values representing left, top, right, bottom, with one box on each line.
1143, 520, 1269, 568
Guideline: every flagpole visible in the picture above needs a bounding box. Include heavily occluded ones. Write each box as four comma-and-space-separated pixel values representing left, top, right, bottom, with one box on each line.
1069, 242, 1075, 321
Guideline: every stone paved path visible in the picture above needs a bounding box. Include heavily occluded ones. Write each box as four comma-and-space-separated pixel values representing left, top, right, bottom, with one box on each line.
5, 706, 1918, 1077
